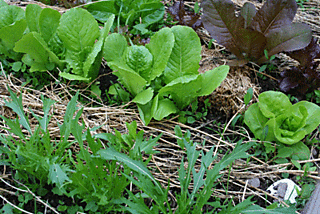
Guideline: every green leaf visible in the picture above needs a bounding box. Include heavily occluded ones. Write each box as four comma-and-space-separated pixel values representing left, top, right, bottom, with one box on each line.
145, 26, 174, 82
0, 19, 27, 50
276, 146, 294, 158
59, 72, 90, 81
84, 0, 117, 23
244, 103, 275, 141
0, 0, 8, 7
0, 5, 25, 29
290, 142, 310, 160
11, 62, 22, 72
244, 87, 253, 105
197, 65, 229, 95
258, 91, 292, 118
103, 33, 128, 64
48, 163, 71, 188
97, 147, 163, 191
25, 4, 42, 32
242, 204, 296, 213
57, 8, 99, 53
57, 8, 99, 75
4, 87, 32, 134
39, 8, 61, 43
293, 101, 320, 134
82, 14, 115, 81
163, 26, 201, 84
153, 98, 178, 121
137, 101, 154, 125
158, 74, 199, 109
14, 32, 63, 72
125, 45, 153, 79
110, 62, 147, 96
132, 88, 154, 105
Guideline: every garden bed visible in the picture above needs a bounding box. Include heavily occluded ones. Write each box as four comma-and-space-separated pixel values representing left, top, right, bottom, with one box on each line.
1, 0, 320, 213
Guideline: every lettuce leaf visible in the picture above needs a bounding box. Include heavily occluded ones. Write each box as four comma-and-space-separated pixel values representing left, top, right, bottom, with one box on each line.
0, 5, 26, 60
104, 25, 229, 125
244, 91, 320, 144
201, 0, 312, 64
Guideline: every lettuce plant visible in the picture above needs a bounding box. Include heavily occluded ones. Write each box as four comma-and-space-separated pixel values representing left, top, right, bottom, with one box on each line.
279, 37, 320, 97
168, 0, 203, 30
0, 2, 26, 61
104, 25, 229, 125
12, 5, 114, 82
244, 91, 320, 145
201, 0, 312, 64
84, 0, 165, 36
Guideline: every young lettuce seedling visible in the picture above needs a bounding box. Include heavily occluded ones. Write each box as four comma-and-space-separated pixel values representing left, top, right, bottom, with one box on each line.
244, 91, 320, 145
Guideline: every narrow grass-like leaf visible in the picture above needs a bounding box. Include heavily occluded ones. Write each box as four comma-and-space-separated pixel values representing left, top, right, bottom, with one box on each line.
97, 147, 163, 193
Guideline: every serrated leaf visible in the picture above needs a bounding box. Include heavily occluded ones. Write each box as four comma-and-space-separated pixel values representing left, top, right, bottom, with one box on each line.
48, 163, 71, 188
4, 88, 32, 134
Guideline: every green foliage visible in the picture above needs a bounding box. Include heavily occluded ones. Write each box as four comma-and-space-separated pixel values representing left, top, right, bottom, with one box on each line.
0, 4, 26, 61
12, 6, 115, 82
0, 89, 161, 212
98, 132, 294, 213
244, 91, 320, 145
178, 98, 211, 124
104, 25, 229, 125
84, 0, 165, 37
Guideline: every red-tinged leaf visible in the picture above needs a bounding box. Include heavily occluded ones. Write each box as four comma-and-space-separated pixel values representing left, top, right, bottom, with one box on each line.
265, 23, 312, 58
201, 0, 246, 59
241, 2, 257, 29
168, 0, 203, 30
250, 0, 297, 35
236, 28, 267, 61
285, 37, 320, 67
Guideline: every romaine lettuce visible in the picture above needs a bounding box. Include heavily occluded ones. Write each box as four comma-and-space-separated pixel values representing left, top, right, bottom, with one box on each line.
104, 25, 229, 125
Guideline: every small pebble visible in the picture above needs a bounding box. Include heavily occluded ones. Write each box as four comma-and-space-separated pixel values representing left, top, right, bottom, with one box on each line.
248, 177, 260, 188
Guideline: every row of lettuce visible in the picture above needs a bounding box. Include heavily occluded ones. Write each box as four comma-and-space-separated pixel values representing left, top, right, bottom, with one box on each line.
0, 1, 229, 125
1, 0, 320, 145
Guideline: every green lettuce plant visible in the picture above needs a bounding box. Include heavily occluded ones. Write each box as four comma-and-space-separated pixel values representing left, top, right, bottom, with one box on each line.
104, 25, 229, 125
0, 1, 26, 61
244, 91, 320, 145
12, 5, 115, 82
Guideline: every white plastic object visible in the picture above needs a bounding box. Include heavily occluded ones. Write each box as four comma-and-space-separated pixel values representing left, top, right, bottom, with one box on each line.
267, 178, 301, 204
